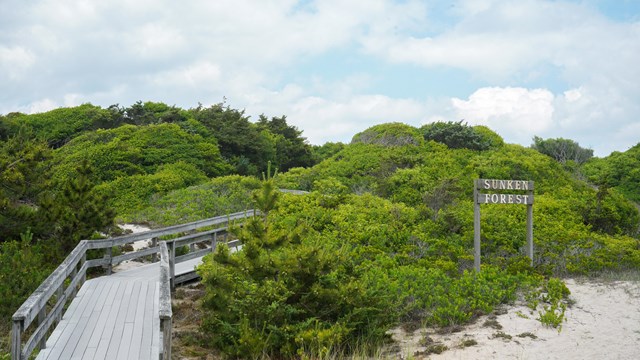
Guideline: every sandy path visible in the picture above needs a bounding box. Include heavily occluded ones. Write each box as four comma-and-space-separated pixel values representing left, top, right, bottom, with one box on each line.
392, 279, 640, 360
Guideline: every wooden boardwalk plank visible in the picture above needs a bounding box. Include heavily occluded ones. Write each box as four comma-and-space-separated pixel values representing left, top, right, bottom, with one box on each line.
115, 323, 134, 360
151, 282, 160, 360
104, 281, 135, 360
61, 278, 107, 358
128, 280, 149, 359
38, 280, 89, 357
39, 280, 100, 360
139, 281, 156, 360
70, 280, 113, 359
93, 281, 126, 360
33, 254, 209, 360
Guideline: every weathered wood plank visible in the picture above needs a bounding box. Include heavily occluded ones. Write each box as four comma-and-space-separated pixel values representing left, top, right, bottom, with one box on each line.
126, 280, 147, 359
111, 246, 159, 264
13, 241, 88, 327
125, 281, 142, 321
115, 323, 134, 360
174, 272, 201, 285
139, 281, 156, 360
159, 242, 172, 359
11, 320, 22, 360
24, 218, 251, 360
93, 281, 126, 360
70, 281, 113, 359
151, 282, 160, 360
81, 346, 96, 360
44, 279, 99, 360
175, 248, 212, 264
159, 243, 172, 321
87, 211, 253, 249
173, 228, 226, 247
103, 281, 134, 360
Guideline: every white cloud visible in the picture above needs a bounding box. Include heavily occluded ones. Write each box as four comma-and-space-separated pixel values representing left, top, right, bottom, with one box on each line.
244, 87, 428, 144
25, 98, 58, 114
0, 46, 36, 80
151, 62, 221, 88
0, 0, 638, 156
451, 87, 555, 144
126, 23, 186, 59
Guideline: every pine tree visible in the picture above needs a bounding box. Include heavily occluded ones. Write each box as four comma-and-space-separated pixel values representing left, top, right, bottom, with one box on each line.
40, 159, 115, 253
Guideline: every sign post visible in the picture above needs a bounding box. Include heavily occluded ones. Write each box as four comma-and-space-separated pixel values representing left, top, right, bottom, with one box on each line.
473, 179, 534, 271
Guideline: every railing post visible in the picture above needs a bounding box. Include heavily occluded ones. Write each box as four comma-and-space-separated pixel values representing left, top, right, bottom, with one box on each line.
168, 241, 175, 290
37, 307, 46, 350
55, 285, 63, 323
159, 242, 173, 360
211, 232, 217, 253
225, 215, 230, 242
12, 319, 23, 360
151, 237, 158, 262
69, 263, 79, 299
80, 251, 87, 285
105, 245, 113, 275
161, 317, 172, 360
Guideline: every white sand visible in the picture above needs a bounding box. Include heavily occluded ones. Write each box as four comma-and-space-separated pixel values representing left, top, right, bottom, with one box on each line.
112, 224, 153, 272
118, 224, 153, 251
391, 279, 640, 360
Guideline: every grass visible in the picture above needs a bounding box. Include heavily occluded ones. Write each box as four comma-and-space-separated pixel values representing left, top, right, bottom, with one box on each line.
517, 332, 538, 339
459, 339, 478, 348
581, 269, 640, 283
492, 331, 512, 341
483, 319, 503, 330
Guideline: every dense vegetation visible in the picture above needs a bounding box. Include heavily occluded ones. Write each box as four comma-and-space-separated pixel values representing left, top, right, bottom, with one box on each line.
582, 143, 640, 202
0, 102, 313, 352
531, 136, 594, 166
1, 107, 638, 358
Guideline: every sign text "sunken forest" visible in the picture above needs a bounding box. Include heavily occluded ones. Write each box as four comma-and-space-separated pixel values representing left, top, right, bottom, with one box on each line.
477, 179, 534, 191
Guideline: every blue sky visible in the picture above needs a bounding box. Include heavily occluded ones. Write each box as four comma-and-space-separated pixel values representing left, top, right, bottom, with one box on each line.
1, 0, 639, 156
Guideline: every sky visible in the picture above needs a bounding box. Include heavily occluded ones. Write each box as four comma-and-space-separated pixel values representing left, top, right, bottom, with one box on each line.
1, 0, 639, 157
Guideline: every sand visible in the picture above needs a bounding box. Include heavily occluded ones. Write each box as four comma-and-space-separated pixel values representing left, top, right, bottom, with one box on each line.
391, 278, 640, 360
111, 223, 153, 272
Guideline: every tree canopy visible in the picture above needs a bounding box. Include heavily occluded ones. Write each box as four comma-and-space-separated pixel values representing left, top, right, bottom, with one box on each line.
531, 136, 594, 165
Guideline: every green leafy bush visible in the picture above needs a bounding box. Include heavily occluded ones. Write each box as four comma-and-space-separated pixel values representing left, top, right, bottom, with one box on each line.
531, 136, 593, 165
420, 121, 494, 151
351, 123, 423, 147
198, 181, 545, 358
130, 175, 261, 226
582, 143, 640, 202
95, 161, 209, 219
50, 123, 230, 187
198, 180, 396, 358
1, 104, 119, 148
0, 231, 52, 325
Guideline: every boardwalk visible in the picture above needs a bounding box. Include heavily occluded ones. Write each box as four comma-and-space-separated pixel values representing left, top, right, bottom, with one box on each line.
35, 258, 203, 360
12, 211, 254, 360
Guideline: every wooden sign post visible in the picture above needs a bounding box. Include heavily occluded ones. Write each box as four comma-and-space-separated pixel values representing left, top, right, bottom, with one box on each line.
473, 179, 534, 272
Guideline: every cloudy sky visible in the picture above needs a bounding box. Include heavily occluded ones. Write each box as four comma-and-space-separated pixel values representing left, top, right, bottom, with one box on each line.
1, 0, 639, 156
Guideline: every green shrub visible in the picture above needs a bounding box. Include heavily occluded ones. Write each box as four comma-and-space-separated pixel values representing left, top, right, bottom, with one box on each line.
351, 123, 423, 147
420, 121, 492, 151
582, 143, 640, 202
95, 161, 208, 218
0, 230, 52, 325
50, 123, 230, 188
131, 175, 261, 226
198, 181, 396, 358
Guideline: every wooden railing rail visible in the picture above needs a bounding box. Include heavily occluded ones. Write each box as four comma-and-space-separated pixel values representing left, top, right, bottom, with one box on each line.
159, 242, 172, 360
11, 210, 255, 360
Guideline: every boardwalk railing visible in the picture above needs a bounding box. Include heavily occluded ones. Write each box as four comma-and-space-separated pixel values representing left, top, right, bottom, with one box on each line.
159, 242, 172, 360
11, 210, 255, 360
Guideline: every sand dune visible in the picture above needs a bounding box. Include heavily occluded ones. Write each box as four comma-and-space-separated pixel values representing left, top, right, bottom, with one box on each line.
392, 278, 640, 360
